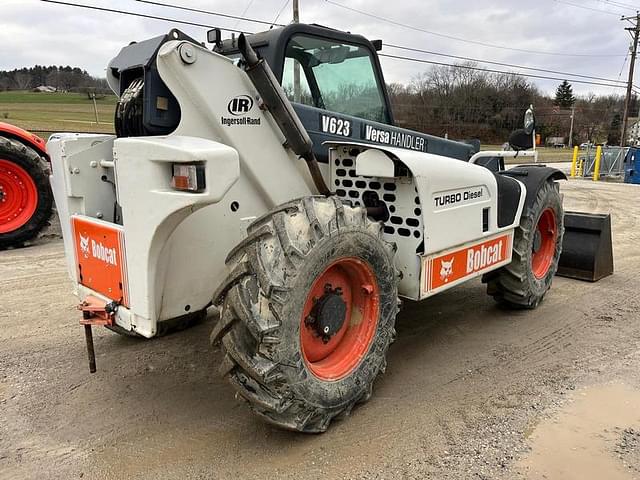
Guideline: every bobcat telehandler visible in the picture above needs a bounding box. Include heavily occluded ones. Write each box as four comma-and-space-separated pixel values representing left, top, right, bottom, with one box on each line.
49, 23, 566, 432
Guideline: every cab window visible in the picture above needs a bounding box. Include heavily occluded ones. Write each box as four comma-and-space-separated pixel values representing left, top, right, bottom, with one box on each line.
282, 35, 389, 123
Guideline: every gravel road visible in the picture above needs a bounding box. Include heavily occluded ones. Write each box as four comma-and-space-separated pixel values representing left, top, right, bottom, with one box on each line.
1, 179, 639, 480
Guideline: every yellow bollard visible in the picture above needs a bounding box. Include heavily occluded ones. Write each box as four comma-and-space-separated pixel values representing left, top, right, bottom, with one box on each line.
578, 159, 584, 176
593, 145, 602, 181
570, 146, 579, 177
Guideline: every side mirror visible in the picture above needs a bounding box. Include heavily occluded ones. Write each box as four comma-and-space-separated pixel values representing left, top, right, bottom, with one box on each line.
207, 28, 223, 49
524, 106, 536, 135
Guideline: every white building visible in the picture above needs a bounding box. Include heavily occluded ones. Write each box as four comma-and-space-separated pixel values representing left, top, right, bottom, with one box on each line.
627, 117, 640, 146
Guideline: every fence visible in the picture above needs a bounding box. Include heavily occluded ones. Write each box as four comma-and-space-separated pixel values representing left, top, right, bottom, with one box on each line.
577, 146, 627, 179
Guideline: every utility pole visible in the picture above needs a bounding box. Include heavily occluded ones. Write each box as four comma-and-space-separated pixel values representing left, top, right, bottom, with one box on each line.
293, 0, 301, 102
91, 92, 99, 125
568, 105, 575, 148
620, 13, 640, 147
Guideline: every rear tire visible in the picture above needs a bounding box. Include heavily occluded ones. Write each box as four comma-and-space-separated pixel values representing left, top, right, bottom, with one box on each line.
0, 136, 52, 249
211, 197, 399, 432
483, 180, 563, 309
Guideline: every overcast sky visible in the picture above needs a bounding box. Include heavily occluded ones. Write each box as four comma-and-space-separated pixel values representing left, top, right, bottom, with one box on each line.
0, 0, 636, 96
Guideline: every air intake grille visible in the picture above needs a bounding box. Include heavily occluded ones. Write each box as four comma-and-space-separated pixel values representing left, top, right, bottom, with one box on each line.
330, 146, 424, 254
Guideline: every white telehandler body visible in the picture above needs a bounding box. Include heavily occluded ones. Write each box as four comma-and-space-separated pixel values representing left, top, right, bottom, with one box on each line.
49, 25, 564, 431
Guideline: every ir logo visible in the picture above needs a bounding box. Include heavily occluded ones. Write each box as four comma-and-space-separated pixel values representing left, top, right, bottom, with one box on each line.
227, 95, 254, 116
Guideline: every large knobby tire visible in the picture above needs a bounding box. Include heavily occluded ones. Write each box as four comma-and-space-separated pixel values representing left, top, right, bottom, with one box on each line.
0, 136, 52, 249
211, 197, 399, 432
483, 180, 564, 309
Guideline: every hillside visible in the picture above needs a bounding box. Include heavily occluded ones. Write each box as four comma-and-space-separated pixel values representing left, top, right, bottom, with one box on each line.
0, 91, 116, 136
0, 65, 109, 92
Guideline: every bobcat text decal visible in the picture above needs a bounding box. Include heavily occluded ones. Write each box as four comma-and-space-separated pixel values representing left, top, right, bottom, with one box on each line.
77, 233, 117, 266
71, 216, 129, 306
421, 232, 513, 297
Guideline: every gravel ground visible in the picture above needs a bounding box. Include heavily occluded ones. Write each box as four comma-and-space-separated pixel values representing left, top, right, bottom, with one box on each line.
1, 179, 639, 479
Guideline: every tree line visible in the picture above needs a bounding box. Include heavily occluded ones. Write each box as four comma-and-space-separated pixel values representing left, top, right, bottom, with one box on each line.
0, 65, 110, 93
387, 63, 637, 146
1, 63, 635, 145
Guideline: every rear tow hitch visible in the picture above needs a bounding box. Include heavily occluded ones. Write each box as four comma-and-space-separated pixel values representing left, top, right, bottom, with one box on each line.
77, 296, 119, 373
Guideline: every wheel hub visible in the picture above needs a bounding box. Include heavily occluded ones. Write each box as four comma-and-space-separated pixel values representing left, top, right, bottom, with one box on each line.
300, 257, 380, 381
305, 284, 347, 343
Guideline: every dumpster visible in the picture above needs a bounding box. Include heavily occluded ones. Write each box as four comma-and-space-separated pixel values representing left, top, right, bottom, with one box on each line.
624, 147, 640, 184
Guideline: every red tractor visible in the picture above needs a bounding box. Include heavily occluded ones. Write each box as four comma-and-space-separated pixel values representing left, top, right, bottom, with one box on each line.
0, 122, 52, 248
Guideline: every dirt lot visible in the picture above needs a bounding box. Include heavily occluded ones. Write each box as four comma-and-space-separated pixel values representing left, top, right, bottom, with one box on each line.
1, 180, 639, 480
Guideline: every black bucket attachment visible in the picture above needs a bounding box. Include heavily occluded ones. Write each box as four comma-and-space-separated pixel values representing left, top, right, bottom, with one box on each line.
557, 212, 614, 282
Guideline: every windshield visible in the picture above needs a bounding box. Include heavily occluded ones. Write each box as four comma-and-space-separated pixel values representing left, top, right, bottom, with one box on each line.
282, 35, 389, 123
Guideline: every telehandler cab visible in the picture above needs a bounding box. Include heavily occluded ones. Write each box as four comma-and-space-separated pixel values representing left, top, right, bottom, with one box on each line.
49, 23, 565, 432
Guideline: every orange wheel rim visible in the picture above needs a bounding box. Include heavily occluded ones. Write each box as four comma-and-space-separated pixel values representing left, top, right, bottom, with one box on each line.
0, 159, 38, 234
531, 208, 557, 279
300, 257, 380, 381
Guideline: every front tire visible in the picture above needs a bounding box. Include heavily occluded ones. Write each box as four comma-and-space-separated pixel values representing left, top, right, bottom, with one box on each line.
211, 197, 399, 432
483, 180, 564, 309
0, 137, 52, 249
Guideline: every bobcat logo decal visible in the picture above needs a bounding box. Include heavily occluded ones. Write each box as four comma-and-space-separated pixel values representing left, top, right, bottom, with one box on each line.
79, 234, 90, 259
439, 258, 454, 282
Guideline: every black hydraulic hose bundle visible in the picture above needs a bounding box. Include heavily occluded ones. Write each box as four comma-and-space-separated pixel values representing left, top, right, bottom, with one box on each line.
237, 34, 330, 196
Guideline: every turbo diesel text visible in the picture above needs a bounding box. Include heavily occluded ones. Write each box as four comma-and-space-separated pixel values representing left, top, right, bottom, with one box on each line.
434, 187, 484, 208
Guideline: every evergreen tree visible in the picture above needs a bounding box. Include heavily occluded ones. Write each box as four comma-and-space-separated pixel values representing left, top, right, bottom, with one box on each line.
554, 80, 575, 108
607, 113, 621, 145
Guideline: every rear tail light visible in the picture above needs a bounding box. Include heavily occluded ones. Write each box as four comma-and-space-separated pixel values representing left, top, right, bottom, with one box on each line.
171, 163, 206, 192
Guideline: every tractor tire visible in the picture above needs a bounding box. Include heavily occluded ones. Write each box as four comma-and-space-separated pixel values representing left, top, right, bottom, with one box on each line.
0, 136, 52, 249
483, 180, 564, 309
211, 196, 399, 432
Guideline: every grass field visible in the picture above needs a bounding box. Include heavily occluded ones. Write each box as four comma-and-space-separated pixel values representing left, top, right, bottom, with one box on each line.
0, 91, 116, 137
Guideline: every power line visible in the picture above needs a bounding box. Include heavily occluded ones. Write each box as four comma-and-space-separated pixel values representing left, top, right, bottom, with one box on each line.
618, 52, 630, 78
234, 0, 256, 30
385, 44, 628, 85
39, 0, 632, 90
133, 0, 280, 27
271, 0, 291, 28
124, 0, 634, 86
39, 0, 253, 33
554, 0, 626, 16
379, 53, 630, 89
594, 0, 639, 11
324, 0, 626, 57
